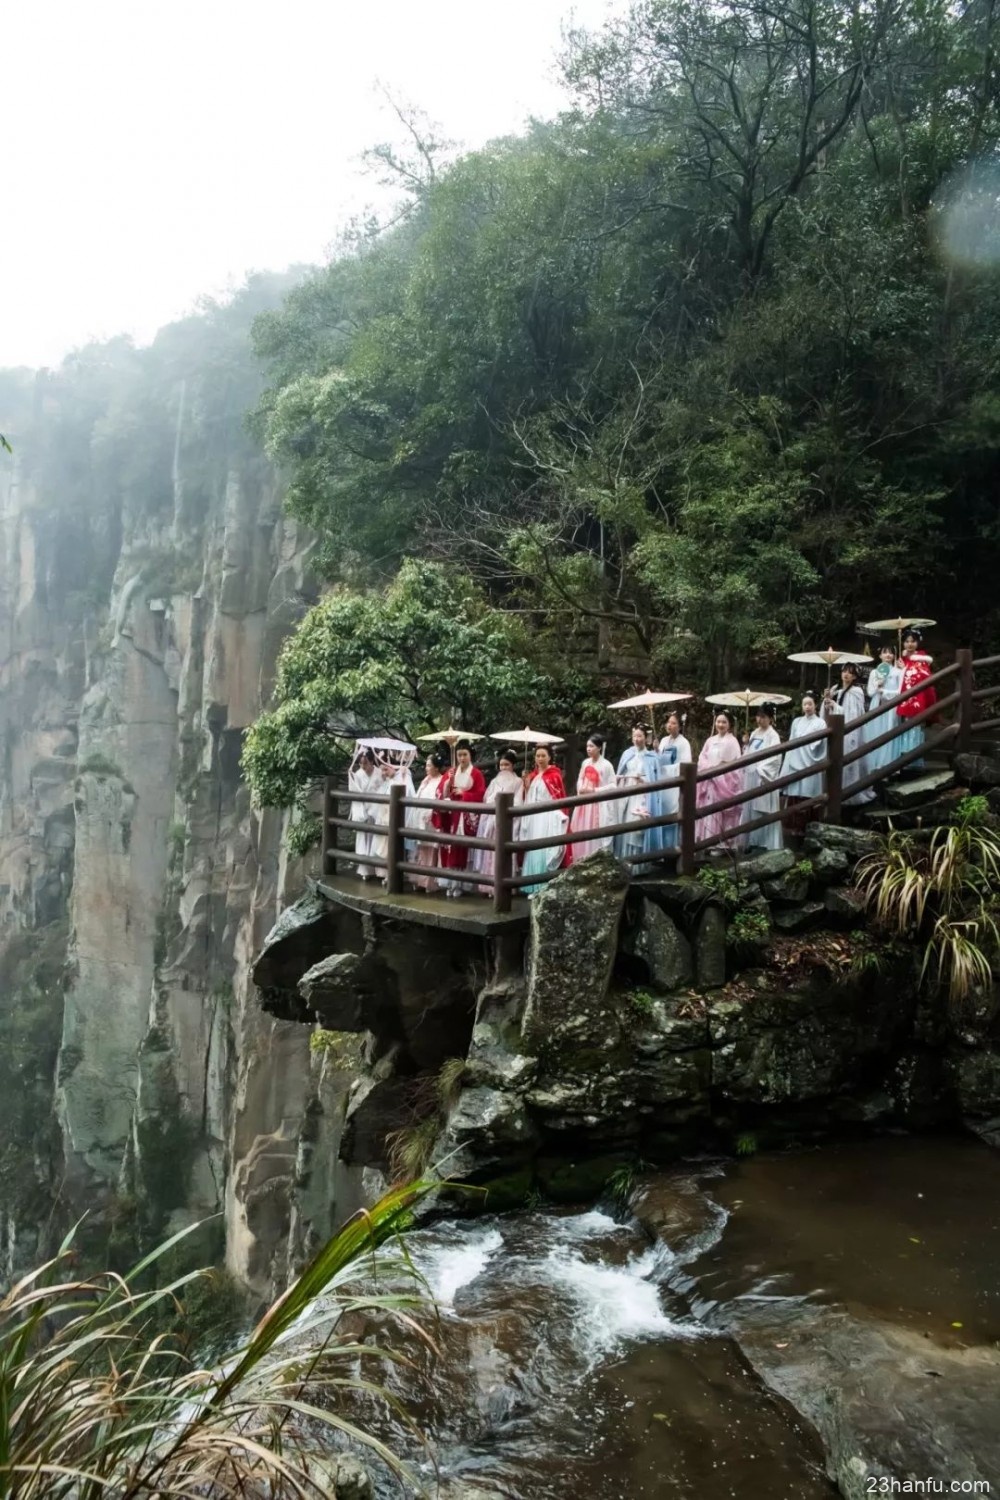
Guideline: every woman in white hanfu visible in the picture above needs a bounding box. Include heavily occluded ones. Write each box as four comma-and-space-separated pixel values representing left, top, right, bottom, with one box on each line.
822, 663, 876, 805
348, 747, 385, 880
863, 646, 904, 776
407, 752, 447, 890
569, 734, 616, 861
470, 749, 524, 893
658, 711, 693, 847
520, 746, 572, 895
779, 691, 827, 837
370, 747, 417, 881
739, 704, 783, 852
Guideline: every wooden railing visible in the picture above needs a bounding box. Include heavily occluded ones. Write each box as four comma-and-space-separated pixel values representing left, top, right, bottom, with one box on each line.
321, 648, 1000, 914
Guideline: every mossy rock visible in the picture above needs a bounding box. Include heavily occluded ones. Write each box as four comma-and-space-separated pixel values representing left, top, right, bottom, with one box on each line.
536, 1152, 630, 1203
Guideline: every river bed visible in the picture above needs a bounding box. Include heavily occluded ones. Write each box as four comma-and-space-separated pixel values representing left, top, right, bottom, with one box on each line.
325, 1134, 1000, 1498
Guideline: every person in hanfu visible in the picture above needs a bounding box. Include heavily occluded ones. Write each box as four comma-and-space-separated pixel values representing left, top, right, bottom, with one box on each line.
568, 734, 616, 861
432, 741, 487, 898
370, 751, 417, 881
695, 711, 744, 848
863, 646, 904, 777
470, 749, 524, 894
780, 691, 827, 837
520, 745, 572, 895
407, 752, 447, 890
614, 723, 668, 867
348, 748, 384, 881
822, 663, 876, 806
739, 704, 783, 852
895, 627, 937, 769
657, 711, 692, 851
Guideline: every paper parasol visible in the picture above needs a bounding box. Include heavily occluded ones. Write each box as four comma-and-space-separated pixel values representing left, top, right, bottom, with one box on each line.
607, 688, 693, 740
349, 736, 417, 771
861, 615, 937, 654
787, 648, 873, 685
706, 690, 792, 730
489, 726, 565, 769
415, 725, 485, 766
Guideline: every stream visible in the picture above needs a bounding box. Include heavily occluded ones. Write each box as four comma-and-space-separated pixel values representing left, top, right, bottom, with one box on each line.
325, 1134, 1000, 1498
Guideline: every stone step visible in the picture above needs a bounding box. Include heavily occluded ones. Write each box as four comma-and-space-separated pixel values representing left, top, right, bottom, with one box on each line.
884, 768, 957, 807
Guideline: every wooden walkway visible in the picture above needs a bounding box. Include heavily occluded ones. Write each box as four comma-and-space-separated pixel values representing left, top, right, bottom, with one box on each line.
316, 874, 531, 936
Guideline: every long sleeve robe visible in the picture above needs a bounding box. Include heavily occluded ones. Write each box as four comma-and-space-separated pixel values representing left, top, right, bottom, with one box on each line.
740, 726, 783, 851
614, 746, 669, 862
823, 685, 876, 804
521, 766, 571, 894
695, 732, 744, 844
569, 755, 616, 860
432, 764, 487, 873
780, 714, 827, 800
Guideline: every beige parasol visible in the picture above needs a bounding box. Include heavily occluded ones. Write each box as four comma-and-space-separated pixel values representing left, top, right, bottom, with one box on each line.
489, 726, 565, 771
787, 648, 873, 686
415, 725, 485, 767
706, 690, 793, 731
861, 615, 937, 655
607, 689, 693, 742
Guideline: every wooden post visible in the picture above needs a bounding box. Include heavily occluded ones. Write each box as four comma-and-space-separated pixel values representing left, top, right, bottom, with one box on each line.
825, 716, 845, 825
957, 647, 973, 754
679, 760, 697, 877
493, 791, 514, 915
385, 782, 405, 895
321, 776, 333, 878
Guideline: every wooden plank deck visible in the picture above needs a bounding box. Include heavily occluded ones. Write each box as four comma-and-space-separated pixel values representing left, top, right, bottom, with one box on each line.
316, 874, 531, 936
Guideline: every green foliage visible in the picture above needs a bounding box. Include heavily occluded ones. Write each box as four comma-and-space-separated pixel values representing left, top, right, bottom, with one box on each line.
795, 859, 814, 879
727, 909, 772, 952
0, 1181, 433, 1497
856, 821, 1000, 1004
242, 557, 553, 808
309, 1027, 344, 1056
0, 925, 66, 1221
386, 1117, 439, 1182
252, 0, 1000, 686
696, 866, 744, 911
286, 810, 322, 858
436, 1056, 468, 1111
629, 988, 656, 1017
735, 1132, 759, 1158
955, 794, 992, 828
77, 751, 123, 779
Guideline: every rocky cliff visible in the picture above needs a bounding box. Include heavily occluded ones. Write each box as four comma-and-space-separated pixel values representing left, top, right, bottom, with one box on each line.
0, 284, 344, 1296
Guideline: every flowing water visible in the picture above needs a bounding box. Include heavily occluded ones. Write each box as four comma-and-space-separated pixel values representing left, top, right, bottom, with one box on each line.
325, 1134, 999, 1498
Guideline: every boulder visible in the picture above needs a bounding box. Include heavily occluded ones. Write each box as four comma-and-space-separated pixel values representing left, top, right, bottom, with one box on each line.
521, 851, 629, 1052
823, 886, 865, 924
623, 896, 694, 991
954, 751, 1000, 788
252, 891, 351, 996
761, 868, 810, 904
810, 845, 850, 884
637, 875, 705, 915
803, 823, 878, 860
885, 768, 957, 807
740, 849, 795, 882
694, 905, 727, 989
946, 1047, 1000, 1119
446, 1086, 536, 1150
297, 953, 368, 1030
772, 901, 825, 933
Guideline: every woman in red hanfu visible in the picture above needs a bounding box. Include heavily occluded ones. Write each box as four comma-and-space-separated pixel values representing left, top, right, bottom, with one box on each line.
520, 745, 573, 895
432, 740, 487, 898
895, 627, 937, 768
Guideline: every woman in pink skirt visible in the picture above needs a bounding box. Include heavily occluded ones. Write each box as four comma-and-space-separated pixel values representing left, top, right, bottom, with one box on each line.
569, 734, 616, 860
695, 711, 744, 848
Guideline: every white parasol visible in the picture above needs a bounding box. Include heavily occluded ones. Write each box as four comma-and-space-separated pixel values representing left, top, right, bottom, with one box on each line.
787, 648, 873, 686
489, 726, 565, 771
861, 615, 937, 655
415, 725, 485, 767
350, 736, 417, 772
705, 690, 793, 731
607, 689, 693, 742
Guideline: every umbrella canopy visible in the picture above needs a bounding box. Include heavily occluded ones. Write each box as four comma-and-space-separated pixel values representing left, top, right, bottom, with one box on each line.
354, 736, 417, 754
608, 688, 693, 741
705, 690, 793, 709
861, 615, 937, 633
788, 648, 873, 685
489, 726, 565, 769
415, 726, 485, 745
706, 690, 793, 730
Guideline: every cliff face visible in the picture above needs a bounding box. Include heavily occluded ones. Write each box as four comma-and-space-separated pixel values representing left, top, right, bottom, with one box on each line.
0, 286, 342, 1294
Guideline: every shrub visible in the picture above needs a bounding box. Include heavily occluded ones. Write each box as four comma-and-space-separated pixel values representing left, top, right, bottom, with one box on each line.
0, 1182, 432, 1497
78, 751, 123, 779
727, 908, 771, 951
855, 820, 1000, 1004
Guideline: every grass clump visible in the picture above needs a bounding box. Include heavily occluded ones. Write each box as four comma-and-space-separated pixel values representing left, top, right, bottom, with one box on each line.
0, 1182, 433, 1498
856, 817, 1000, 1005
78, 751, 123, 779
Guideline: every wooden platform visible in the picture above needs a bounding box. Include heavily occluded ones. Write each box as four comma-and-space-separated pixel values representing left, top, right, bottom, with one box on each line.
316, 875, 531, 936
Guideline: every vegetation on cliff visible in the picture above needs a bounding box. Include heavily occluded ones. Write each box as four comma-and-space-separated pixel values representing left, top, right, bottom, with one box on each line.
0, 1183, 429, 1499
245, 0, 1000, 807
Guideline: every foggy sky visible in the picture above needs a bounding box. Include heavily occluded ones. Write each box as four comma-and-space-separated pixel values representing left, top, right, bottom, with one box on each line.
3, 0, 624, 369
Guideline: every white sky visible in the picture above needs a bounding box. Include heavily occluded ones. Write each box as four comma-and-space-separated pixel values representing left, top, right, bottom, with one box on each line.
2, 0, 626, 369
